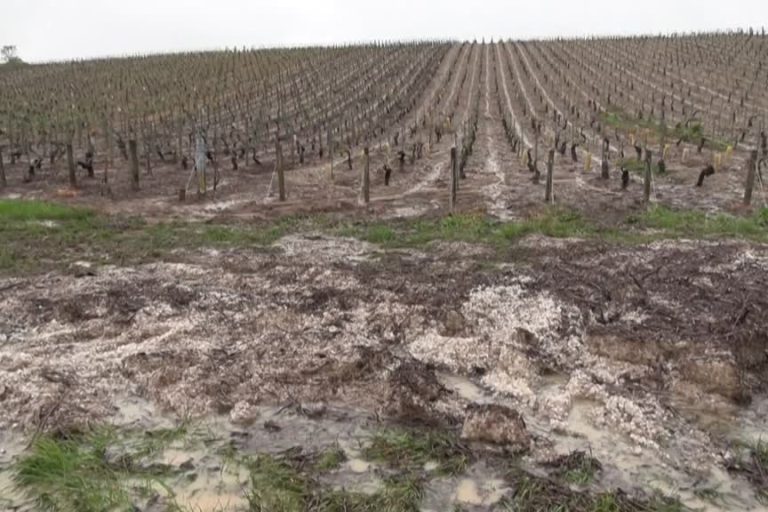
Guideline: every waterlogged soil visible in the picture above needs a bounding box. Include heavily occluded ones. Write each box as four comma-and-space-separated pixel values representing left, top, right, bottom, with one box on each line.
1, 234, 768, 510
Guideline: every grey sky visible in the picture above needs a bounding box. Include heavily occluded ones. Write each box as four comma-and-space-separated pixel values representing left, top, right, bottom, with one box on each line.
2, 0, 766, 63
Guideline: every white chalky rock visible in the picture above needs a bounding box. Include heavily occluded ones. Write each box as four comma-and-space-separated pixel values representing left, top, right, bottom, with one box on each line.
229, 401, 260, 426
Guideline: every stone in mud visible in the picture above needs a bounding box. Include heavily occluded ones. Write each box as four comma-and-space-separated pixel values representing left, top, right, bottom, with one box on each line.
461, 403, 530, 451
229, 400, 260, 426
381, 360, 448, 426
442, 310, 466, 336
263, 420, 282, 432
69, 261, 95, 277
299, 402, 327, 418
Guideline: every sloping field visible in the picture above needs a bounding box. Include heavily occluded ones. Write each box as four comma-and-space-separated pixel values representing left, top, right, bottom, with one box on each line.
1, 33, 767, 512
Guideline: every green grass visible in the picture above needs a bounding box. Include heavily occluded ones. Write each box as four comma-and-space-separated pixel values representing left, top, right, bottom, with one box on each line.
314, 475, 423, 512
361, 225, 396, 244
0, 199, 94, 222
347, 206, 768, 249
556, 452, 602, 487
2, 199, 767, 276
246, 454, 308, 512
0, 199, 314, 274
363, 429, 469, 476
244, 452, 424, 512
314, 445, 347, 472
14, 429, 130, 512
131, 424, 190, 459
629, 205, 768, 240
602, 107, 663, 135
751, 440, 768, 502
366, 475, 423, 512
601, 108, 730, 152
10, 418, 694, 512
341, 209, 594, 249
11, 423, 202, 512
498, 471, 688, 512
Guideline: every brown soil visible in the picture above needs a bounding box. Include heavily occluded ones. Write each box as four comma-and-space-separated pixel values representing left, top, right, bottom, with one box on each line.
0, 236, 765, 435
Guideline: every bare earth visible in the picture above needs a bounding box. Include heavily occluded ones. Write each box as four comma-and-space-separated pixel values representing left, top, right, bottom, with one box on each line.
1, 232, 767, 509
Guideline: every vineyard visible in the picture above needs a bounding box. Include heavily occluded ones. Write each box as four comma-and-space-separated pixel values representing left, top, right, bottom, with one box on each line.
1, 32, 768, 512
1, 32, 766, 219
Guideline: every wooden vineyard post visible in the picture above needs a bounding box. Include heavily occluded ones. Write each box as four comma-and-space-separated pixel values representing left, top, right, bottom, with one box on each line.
545, 149, 555, 203
66, 142, 77, 189
276, 137, 286, 202
744, 150, 758, 206
177, 120, 184, 168
601, 139, 610, 180
128, 139, 140, 191
643, 149, 653, 204
103, 115, 113, 193
143, 135, 152, 176
449, 146, 458, 212
0, 147, 6, 187
361, 146, 370, 204
195, 131, 207, 197
326, 128, 334, 181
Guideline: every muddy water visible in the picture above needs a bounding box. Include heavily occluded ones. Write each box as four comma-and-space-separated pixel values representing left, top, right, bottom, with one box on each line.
535, 384, 767, 512
439, 371, 767, 512
0, 430, 29, 510
0, 392, 517, 512
422, 462, 510, 512
1, 388, 765, 511
170, 466, 250, 512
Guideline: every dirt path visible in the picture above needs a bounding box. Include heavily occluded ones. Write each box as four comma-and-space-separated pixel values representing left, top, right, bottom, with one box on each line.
455, 44, 523, 217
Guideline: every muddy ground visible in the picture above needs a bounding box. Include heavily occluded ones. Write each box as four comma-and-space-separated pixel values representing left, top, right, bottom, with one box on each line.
1, 231, 767, 511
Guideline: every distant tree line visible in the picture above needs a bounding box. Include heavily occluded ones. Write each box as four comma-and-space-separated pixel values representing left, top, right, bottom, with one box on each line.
1, 46, 25, 66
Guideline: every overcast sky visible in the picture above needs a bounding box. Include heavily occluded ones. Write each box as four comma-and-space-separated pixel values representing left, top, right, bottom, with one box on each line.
2, 0, 766, 63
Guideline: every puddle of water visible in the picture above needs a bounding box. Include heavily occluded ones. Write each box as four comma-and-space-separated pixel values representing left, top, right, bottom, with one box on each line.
438, 373, 487, 402
456, 478, 483, 505
455, 477, 509, 506
423, 462, 510, 511
171, 467, 250, 512
4, 390, 766, 512
177, 491, 248, 511
667, 392, 767, 445
161, 447, 202, 467
347, 458, 372, 473
537, 399, 764, 512
0, 430, 30, 510
0, 470, 31, 511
